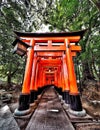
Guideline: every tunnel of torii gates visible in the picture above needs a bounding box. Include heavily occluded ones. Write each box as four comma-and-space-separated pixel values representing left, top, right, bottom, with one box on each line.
12, 29, 87, 116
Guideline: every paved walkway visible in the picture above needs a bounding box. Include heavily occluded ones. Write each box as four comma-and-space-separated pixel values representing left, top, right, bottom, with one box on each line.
26, 86, 75, 130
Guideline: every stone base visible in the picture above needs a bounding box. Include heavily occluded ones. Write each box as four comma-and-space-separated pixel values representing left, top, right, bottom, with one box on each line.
66, 109, 93, 123
14, 112, 32, 119
68, 108, 86, 117
14, 108, 31, 117
63, 103, 70, 110
61, 99, 65, 105
58, 95, 63, 100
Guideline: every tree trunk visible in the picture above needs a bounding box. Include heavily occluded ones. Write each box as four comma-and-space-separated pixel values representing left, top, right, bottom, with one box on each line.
82, 61, 94, 81
92, 61, 99, 80
7, 73, 12, 86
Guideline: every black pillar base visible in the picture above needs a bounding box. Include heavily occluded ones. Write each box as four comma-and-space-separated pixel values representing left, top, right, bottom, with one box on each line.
18, 94, 30, 111
38, 87, 44, 95
34, 91, 38, 100
30, 90, 38, 104
38, 88, 42, 95
62, 92, 65, 100
58, 88, 63, 96
64, 91, 70, 104
54, 86, 63, 96
70, 94, 82, 111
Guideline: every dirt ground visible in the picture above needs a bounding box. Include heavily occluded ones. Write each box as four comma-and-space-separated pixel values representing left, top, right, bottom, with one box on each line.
0, 80, 100, 120
0, 84, 21, 107
81, 80, 100, 120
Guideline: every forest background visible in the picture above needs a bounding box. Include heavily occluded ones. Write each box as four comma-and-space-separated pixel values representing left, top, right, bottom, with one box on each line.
0, 0, 100, 88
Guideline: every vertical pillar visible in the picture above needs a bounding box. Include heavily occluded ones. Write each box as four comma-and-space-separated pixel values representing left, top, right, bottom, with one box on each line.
62, 54, 70, 104
43, 70, 46, 86
36, 63, 41, 94
39, 66, 43, 87
37, 63, 41, 88
36, 62, 42, 95
65, 39, 83, 112
56, 66, 61, 94
34, 60, 39, 99
37, 64, 44, 95
58, 65, 63, 95
54, 69, 58, 86
14, 39, 35, 116
57, 66, 61, 87
61, 66, 65, 100
39, 66, 44, 87
30, 53, 37, 104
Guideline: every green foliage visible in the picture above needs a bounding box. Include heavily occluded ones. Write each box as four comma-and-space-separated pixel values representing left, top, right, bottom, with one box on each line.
0, 0, 26, 84
0, 0, 99, 84
0, 0, 55, 84
44, 0, 100, 80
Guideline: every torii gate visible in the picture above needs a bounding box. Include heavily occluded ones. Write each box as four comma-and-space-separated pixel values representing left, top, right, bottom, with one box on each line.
12, 30, 86, 116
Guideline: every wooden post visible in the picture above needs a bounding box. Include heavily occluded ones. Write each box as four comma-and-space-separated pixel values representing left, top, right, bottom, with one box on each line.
33, 61, 39, 100
14, 39, 35, 116
57, 66, 61, 87
54, 69, 58, 86
37, 65, 44, 95
62, 54, 70, 104
65, 39, 82, 111
22, 39, 35, 94
30, 53, 38, 104
61, 66, 65, 100
57, 66, 63, 95
39, 66, 43, 87
43, 71, 46, 86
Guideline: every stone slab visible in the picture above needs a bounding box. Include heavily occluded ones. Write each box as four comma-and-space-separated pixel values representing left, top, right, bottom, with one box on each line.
0, 105, 20, 130
66, 110, 93, 123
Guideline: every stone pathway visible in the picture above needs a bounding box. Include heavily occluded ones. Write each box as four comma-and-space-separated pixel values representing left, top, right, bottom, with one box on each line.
26, 86, 75, 130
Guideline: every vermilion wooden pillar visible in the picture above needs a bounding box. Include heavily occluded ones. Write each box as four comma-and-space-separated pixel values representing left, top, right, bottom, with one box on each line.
40, 67, 44, 87
43, 71, 46, 86
54, 70, 58, 86
56, 65, 63, 95
14, 39, 35, 116
57, 66, 62, 87
39, 66, 43, 87
65, 39, 82, 111
61, 66, 65, 100
34, 60, 39, 99
36, 62, 43, 95
30, 53, 38, 104
62, 54, 70, 104
37, 63, 41, 88
37, 65, 45, 95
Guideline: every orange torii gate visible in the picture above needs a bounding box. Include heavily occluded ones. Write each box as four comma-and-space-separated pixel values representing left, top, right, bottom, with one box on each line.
12, 30, 86, 116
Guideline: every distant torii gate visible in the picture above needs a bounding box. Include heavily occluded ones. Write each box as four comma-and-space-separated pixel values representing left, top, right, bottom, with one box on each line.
12, 30, 86, 116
